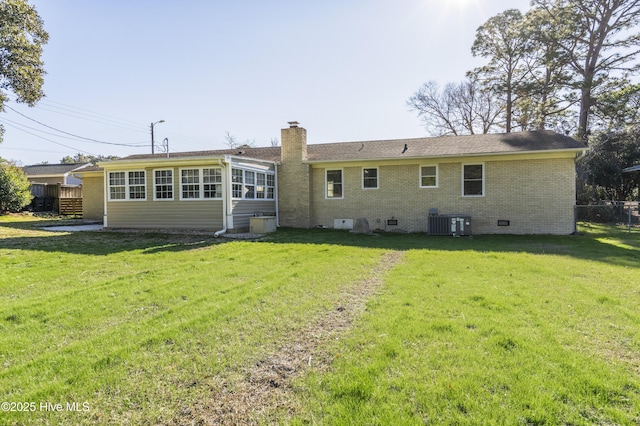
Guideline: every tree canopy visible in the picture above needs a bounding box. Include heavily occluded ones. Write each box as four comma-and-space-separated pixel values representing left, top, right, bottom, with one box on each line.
60, 153, 119, 164
0, 0, 48, 141
470, 9, 527, 133
577, 127, 640, 201
409, 0, 640, 140
409, 0, 640, 201
532, 0, 640, 141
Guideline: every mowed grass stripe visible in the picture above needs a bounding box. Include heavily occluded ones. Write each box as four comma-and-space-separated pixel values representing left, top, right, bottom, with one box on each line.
293, 242, 640, 425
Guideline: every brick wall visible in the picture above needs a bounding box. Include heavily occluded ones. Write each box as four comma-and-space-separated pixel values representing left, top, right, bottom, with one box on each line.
309, 158, 577, 235
82, 174, 104, 221
278, 124, 312, 228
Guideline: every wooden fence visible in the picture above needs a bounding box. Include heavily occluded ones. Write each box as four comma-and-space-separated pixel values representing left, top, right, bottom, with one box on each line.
29, 183, 83, 215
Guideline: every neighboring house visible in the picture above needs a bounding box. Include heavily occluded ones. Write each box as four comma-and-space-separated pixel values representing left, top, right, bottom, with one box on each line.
22, 163, 91, 213
84, 122, 587, 235
22, 163, 92, 186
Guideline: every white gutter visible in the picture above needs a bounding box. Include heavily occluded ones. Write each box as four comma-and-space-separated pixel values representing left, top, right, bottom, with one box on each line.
575, 149, 588, 161
274, 162, 280, 227
102, 169, 108, 228
214, 156, 235, 237
214, 157, 229, 238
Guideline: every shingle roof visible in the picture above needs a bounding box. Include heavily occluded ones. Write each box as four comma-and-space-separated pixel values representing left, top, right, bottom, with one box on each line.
22, 163, 92, 176
111, 131, 585, 164
119, 146, 282, 163
305, 131, 585, 162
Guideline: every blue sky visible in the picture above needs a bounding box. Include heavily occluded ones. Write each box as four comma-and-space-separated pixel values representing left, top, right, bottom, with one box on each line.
1, 0, 531, 165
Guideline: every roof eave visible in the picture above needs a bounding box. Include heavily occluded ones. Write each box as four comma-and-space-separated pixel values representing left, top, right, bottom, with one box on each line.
98, 154, 276, 168
304, 147, 588, 164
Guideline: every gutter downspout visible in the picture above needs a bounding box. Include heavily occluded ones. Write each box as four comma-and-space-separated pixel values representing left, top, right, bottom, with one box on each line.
102, 168, 108, 228
576, 149, 588, 161
214, 157, 229, 237
274, 162, 280, 227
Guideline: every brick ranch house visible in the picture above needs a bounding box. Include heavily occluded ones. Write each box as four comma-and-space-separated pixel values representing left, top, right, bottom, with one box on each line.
80, 122, 587, 235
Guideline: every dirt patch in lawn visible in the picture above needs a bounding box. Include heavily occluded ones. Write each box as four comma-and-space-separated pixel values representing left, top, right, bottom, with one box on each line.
181, 250, 404, 425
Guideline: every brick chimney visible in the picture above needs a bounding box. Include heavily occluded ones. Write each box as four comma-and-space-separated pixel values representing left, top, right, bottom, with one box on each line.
278, 122, 311, 228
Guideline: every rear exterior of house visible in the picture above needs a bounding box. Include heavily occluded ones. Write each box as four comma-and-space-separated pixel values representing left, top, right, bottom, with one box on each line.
90, 123, 586, 235
98, 154, 277, 232
304, 157, 576, 234
279, 123, 585, 235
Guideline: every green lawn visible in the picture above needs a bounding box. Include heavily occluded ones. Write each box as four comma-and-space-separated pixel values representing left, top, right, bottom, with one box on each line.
1, 215, 639, 425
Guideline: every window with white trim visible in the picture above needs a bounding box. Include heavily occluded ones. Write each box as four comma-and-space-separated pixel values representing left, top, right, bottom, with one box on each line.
107, 170, 146, 201
362, 167, 378, 189
203, 168, 222, 198
180, 168, 223, 200
232, 168, 243, 198
463, 164, 484, 196
128, 171, 146, 199
181, 169, 200, 199
420, 165, 438, 188
326, 169, 343, 199
256, 172, 266, 199
231, 168, 275, 200
266, 174, 275, 199
256, 172, 275, 199
245, 171, 255, 199
108, 171, 126, 200
154, 169, 173, 200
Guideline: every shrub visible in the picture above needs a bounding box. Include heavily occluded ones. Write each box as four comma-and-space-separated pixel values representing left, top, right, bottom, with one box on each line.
0, 161, 33, 212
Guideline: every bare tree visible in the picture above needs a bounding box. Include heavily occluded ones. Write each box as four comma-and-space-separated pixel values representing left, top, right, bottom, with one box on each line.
224, 131, 256, 149
224, 131, 239, 149
407, 78, 504, 136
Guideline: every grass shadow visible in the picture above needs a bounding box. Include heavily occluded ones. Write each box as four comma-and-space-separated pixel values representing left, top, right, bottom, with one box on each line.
262, 226, 640, 268
1, 217, 639, 267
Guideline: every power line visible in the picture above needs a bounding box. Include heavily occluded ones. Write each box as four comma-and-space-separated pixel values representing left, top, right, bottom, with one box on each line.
8, 98, 218, 153
0, 119, 98, 156
0, 146, 70, 155
5, 105, 149, 147
0, 116, 147, 147
35, 100, 149, 134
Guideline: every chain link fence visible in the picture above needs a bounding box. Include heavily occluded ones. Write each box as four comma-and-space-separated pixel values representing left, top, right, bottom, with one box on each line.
575, 201, 640, 232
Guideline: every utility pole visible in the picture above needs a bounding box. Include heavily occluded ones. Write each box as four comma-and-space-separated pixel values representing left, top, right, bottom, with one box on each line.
150, 120, 165, 154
